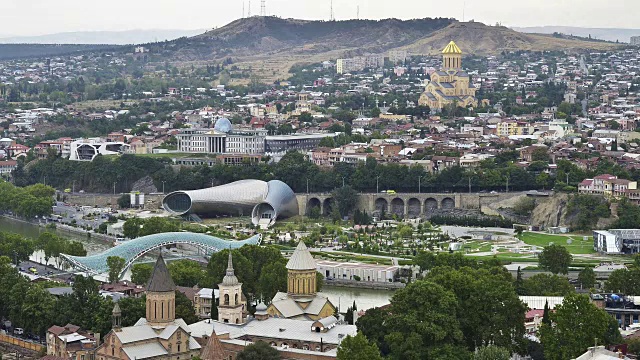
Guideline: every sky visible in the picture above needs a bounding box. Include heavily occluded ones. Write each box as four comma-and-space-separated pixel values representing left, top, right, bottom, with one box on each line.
0, 0, 638, 36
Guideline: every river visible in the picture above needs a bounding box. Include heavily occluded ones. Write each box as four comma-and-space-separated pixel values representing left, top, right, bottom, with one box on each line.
0, 217, 393, 310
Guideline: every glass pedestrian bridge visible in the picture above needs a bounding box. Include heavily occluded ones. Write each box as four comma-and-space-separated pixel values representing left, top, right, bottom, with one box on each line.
61, 232, 262, 276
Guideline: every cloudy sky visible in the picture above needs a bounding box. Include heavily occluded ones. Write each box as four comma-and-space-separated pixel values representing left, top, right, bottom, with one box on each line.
0, 0, 637, 36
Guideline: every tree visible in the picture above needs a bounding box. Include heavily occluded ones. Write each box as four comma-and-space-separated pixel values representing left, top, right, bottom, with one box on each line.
175, 290, 198, 324
131, 263, 154, 286
118, 194, 131, 209
236, 341, 280, 360
531, 148, 550, 162
538, 244, 572, 274
257, 261, 287, 302
604, 267, 640, 294
578, 267, 596, 289
332, 186, 359, 218
473, 345, 510, 360
337, 332, 383, 360
540, 293, 622, 360
298, 112, 313, 123
106, 256, 125, 283
542, 300, 550, 326
370, 107, 381, 118
380, 280, 466, 359
168, 260, 204, 287
514, 266, 525, 295
425, 267, 526, 354
521, 274, 575, 296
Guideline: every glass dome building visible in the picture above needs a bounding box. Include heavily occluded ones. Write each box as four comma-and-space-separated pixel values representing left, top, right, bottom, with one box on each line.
213, 117, 233, 133
163, 180, 299, 228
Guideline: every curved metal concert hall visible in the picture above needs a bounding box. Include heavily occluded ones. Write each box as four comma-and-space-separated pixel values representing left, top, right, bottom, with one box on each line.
162, 180, 299, 227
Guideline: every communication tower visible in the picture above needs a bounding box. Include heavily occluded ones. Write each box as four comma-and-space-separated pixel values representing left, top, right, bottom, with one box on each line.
260, 0, 266, 16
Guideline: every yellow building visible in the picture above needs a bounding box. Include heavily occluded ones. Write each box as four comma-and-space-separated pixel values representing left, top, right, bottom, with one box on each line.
267, 241, 337, 321
419, 41, 478, 111
496, 120, 535, 137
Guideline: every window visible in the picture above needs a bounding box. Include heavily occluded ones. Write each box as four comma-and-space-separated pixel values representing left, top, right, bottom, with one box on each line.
224, 294, 230, 305
177, 345, 181, 352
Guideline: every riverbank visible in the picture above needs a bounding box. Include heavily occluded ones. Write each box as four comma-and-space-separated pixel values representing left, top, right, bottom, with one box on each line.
1, 215, 115, 243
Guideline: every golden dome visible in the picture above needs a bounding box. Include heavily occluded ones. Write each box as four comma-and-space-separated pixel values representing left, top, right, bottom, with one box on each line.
442, 41, 462, 55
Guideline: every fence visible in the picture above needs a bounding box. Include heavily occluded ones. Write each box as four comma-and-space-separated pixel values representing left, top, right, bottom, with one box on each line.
0, 334, 45, 352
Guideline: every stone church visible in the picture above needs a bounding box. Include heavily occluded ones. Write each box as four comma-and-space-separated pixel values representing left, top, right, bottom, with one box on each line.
418, 40, 479, 111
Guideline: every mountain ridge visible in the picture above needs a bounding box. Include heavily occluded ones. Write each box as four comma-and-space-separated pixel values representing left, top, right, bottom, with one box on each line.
0, 29, 206, 45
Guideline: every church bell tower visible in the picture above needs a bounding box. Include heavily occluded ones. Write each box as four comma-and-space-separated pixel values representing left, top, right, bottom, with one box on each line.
145, 254, 176, 327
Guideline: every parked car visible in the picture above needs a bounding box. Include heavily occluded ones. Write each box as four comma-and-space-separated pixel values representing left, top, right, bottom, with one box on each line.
14, 328, 24, 335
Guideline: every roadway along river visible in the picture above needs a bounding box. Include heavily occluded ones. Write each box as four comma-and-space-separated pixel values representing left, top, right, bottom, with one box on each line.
0, 217, 393, 311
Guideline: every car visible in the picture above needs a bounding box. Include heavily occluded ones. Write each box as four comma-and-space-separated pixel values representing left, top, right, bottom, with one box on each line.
29, 267, 38, 275
14, 328, 24, 335
18, 267, 24, 272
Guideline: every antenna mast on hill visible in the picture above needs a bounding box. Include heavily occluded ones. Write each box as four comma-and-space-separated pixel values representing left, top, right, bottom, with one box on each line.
243, 2, 245, 18
462, 1, 466, 22
248, 0, 251, 17
357, 5, 359, 20
330, 0, 335, 21
261, 0, 266, 16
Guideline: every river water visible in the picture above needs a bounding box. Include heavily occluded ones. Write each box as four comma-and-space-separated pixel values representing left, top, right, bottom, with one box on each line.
0, 217, 394, 310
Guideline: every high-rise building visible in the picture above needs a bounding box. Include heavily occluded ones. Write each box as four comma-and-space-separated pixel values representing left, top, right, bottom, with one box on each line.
631, 36, 640, 46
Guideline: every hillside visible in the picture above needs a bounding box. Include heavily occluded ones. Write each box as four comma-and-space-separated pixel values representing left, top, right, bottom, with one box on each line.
0, 44, 120, 60
398, 21, 621, 55
146, 16, 456, 61
514, 26, 640, 43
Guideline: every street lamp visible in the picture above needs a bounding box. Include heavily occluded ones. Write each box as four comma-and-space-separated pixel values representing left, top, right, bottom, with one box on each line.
113, 182, 117, 195
307, 178, 309, 194
162, 181, 166, 194
376, 176, 380, 194
418, 176, 422, 194
342, 177, 345, 188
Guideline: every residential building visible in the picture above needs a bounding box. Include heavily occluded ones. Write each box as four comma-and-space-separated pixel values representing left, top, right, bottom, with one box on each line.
418, 41, 478, 111
194, 288, 219, 319
579, 174, 638, 198
0, 160, 17, 175
496, 120, 535, 137
46, 324, 98, 360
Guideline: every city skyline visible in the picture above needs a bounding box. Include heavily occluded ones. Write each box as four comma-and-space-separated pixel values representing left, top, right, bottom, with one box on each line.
1, 0, 639, 37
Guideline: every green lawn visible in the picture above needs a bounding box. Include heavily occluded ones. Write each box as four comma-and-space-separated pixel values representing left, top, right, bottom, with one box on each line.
518, 232, 596, 254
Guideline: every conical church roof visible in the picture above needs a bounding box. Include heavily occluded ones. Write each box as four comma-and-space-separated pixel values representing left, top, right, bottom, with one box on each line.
200, 331, 227, 360
286, 241, 316, 270
442, 40, 463, 54
146, 253, 176, 292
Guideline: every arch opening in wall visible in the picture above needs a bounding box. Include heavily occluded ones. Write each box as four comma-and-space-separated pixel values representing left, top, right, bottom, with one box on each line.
442, 197, 455, 209
390, 198, 405, 217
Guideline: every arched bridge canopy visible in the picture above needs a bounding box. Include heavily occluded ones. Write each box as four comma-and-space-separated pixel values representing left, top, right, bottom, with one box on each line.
61, 232, 261, 275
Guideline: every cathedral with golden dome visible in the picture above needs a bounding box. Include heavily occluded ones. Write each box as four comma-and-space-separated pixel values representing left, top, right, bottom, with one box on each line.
418, 41, 479, 111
